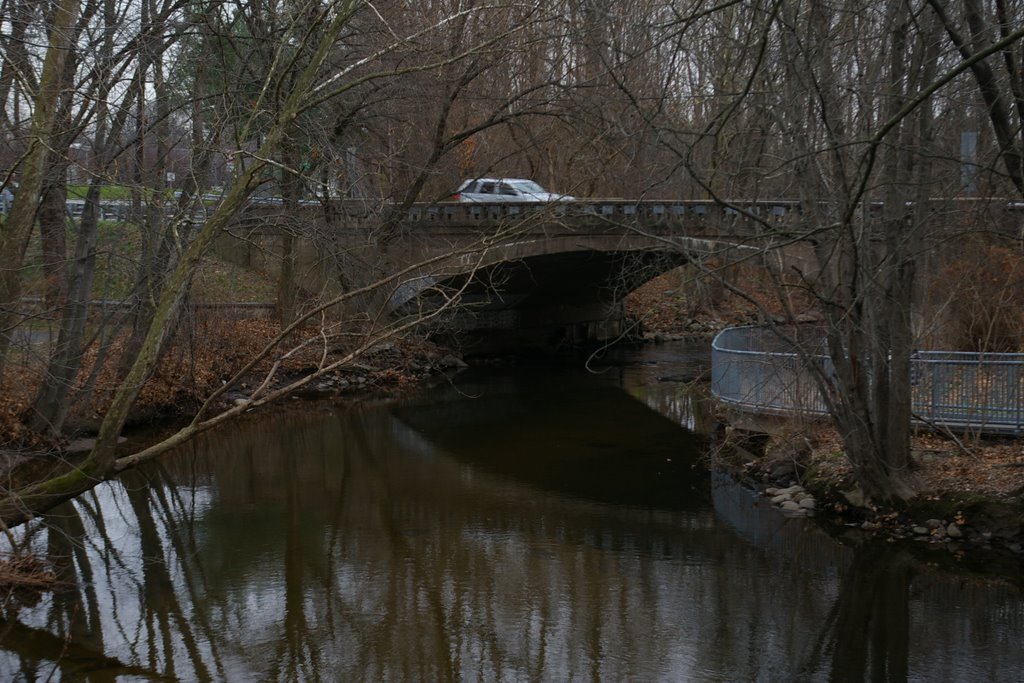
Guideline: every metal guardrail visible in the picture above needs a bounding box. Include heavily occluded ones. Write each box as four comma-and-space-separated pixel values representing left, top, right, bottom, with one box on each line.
712, 325, 1024, 435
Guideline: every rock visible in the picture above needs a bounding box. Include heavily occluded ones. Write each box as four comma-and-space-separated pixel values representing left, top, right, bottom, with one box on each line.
925, 519, 944, 529
912, 526, 930, 535
841, 486, 870, 508
946, 523, 963, 538
780, 500, 801, 512
771, 493, 792, 504
765, 487, 779, 496
798, 498, 816, 510
768, 460, 797, 482
437, 354, 468, 370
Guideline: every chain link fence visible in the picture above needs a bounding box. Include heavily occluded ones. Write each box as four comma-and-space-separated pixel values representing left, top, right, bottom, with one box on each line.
712, 325, 1024, 435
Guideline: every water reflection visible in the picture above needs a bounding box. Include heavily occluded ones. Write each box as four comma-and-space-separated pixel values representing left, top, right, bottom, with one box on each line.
391, 365, 710, 509
0, 348, 1021, 681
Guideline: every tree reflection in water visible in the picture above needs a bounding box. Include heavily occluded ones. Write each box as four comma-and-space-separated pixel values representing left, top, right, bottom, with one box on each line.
0, 362, 1020, 681
823, 545, 913, 682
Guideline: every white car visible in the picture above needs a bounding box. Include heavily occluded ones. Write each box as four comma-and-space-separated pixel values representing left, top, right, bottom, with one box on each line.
451, 178, 574, 202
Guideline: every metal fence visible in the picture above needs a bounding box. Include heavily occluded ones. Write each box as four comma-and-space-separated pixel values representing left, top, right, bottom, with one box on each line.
711, 325, 1024, 435
16, 297, 275, 322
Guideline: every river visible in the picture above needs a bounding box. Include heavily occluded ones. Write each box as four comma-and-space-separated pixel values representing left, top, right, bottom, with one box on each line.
1, 341, 1021, 681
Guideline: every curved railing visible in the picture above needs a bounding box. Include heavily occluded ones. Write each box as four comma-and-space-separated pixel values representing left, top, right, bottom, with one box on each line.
712, 325, 1024, 435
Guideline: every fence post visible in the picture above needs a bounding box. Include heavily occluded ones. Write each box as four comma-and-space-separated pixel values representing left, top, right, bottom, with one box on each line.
1011, 360, 1019, 436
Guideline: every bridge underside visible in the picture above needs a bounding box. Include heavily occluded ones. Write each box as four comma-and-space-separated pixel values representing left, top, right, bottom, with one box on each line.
405, 249, 687, 355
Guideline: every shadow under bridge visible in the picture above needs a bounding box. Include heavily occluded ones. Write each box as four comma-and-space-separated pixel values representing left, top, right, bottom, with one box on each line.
391, 236, 704, 354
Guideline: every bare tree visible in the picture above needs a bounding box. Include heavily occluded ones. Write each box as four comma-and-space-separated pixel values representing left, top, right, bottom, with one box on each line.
608, 0, 1024, 501
26, 0, 196, 435
0, 0, 595, 526
0, 0, 81, 368
926, 0, 1024, 196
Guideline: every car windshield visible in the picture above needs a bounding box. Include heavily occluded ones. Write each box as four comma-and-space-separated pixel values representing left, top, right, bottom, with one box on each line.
507, 180, 546, 194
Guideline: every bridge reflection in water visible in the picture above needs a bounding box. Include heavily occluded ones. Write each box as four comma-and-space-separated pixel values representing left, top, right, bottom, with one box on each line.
1, 350, 1021, 681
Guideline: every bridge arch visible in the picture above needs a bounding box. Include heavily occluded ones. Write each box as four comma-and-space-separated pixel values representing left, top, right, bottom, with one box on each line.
393, 245, 694, 354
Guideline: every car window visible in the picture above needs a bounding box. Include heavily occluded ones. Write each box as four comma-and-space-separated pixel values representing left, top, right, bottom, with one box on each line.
497, 183, 517, 196
480, 182, 496, 194
509, 180, 545, 194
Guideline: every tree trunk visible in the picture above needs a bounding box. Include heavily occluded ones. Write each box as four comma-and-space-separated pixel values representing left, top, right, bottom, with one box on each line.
28, 182, 101, 435
278, 135, 301, 327
927, 0, 1024, 195
0, 0, 80, 371
26, 10, 146, 436
38, 166, 69, 311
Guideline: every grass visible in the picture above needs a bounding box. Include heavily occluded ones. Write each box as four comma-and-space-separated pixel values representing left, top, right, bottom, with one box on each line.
193, 259, 277, 302
20, 219, 277, 302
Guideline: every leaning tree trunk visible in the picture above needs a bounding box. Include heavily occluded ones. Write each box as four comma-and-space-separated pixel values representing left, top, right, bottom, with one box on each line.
926, 0, 1024, 196
0, 0, 362, 525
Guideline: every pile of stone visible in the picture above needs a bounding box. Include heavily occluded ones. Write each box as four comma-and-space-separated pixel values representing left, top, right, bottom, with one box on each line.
910, 518, 963, 540
764, 484, 816, 515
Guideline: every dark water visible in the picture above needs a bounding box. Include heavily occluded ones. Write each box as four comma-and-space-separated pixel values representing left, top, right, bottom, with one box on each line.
1, 342, 1022, 681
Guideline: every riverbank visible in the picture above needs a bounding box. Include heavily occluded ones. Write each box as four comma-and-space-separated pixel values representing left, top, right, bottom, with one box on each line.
0, 317, 465, 587
0, 317, 464, 501
627, 268, 1024, 558
0, 318, 459, 446
711, 420, 1024, 557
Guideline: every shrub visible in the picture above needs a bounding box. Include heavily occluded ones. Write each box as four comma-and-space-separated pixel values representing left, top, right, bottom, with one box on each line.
928, 244, 1024, 352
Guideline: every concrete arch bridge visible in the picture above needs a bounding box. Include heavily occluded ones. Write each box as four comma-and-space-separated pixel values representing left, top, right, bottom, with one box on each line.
220, 197, 1015, 354
384, 224, 739, 354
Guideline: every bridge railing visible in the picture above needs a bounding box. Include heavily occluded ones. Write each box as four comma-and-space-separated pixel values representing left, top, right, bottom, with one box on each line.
63, 196, 1024, 234
404, 200, 803, 226
399, 198, 1024, 238
712, 325, 1024, 435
